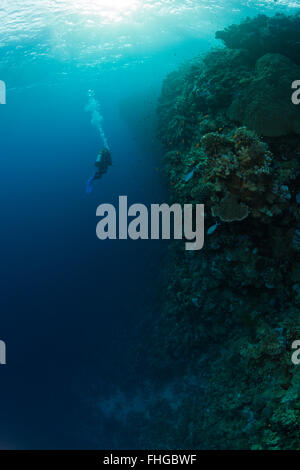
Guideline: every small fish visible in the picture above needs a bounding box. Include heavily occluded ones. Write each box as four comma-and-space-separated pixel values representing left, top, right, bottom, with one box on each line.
184, 169, 195, 182
207, 221, 220, 235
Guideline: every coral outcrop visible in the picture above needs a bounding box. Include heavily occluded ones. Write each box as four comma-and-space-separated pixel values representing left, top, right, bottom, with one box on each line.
215, 13, 300, 66
211, 193, 249, 222
228, 53, 300, 136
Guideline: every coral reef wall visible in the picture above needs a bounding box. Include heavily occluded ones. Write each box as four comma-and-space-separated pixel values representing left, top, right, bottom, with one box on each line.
135, 13, 300, 450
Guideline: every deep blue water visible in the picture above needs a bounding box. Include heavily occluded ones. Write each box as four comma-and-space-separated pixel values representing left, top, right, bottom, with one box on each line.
0, 69, 167, 448
0, 0, 298, 450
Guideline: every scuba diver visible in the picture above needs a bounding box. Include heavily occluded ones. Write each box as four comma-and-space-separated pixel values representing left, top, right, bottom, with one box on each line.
86, 147, 112, 194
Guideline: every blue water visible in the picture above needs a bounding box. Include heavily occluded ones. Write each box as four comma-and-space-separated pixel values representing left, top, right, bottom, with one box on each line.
0, 0, 298, 450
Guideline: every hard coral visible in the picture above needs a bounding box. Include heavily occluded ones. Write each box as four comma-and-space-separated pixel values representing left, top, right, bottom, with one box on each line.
200, 127, 291, 222
202, 132, 232, 157
216, 13, 300, 66
228, 54, 300, 136
212, 193, 249, 222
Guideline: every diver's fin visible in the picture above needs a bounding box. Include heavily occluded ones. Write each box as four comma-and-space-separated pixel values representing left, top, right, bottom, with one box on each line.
86, 173, 96, 194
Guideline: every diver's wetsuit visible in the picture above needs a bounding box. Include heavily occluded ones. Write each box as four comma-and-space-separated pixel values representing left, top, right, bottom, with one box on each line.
93, 148, 112, 180
86, 148, 112, 194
